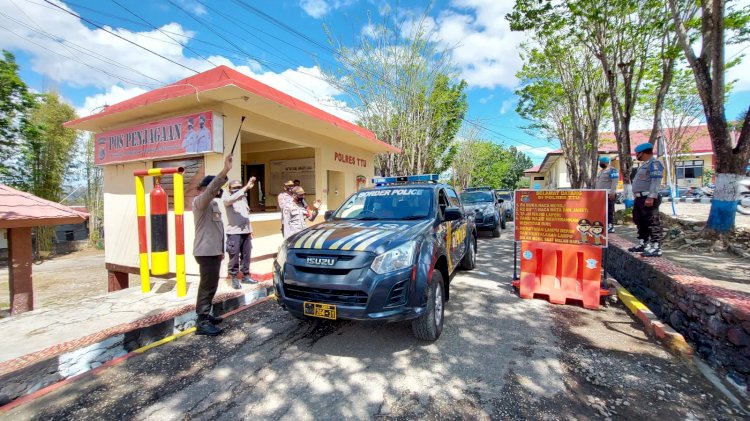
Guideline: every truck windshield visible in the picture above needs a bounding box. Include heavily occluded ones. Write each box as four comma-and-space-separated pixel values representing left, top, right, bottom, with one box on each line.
333, 187, 433, 220
460, 191, 494, 204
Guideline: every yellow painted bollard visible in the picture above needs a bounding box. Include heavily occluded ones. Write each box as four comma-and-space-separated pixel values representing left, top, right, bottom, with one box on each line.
173, 171, 187, 297
134, 175, 150, 293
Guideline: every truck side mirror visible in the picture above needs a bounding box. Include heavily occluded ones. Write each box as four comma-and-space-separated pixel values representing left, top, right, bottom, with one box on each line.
444, 207, 463, 221
324, 210, 334, 221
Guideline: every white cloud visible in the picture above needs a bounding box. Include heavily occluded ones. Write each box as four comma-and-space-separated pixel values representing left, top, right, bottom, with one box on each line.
516, 144, 556, 158
429, 1, 527, 89
500, 99, 513, 115
478, 94, 494, 104
176, 0, 207, 16
300, 0, 357, 19
1, 0, 357, 123
727, 42, 750, 92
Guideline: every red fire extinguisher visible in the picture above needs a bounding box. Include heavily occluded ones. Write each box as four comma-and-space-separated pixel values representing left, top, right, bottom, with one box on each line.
150, 177, 169, 275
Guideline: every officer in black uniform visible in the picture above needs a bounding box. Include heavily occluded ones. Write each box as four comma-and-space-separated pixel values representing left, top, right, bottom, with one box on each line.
628, 143, 664, 257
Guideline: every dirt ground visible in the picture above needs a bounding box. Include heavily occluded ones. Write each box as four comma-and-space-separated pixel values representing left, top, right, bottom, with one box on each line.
0, 249, 109, 317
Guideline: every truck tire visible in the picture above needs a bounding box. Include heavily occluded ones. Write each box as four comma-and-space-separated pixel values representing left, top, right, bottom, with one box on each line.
460, 235, 476, 270
492, 224, 501, 237
412, 271, 445, 341
500, 212, 507, 230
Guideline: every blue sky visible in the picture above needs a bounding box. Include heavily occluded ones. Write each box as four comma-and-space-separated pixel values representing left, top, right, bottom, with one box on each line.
1, 0, 748, 164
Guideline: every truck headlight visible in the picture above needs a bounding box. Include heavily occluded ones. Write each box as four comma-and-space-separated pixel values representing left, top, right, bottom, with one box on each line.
276, 242, 288, 269
371, 241, 417, 275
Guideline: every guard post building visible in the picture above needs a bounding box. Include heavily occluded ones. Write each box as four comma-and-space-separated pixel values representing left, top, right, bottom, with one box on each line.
65, 66, 398, 289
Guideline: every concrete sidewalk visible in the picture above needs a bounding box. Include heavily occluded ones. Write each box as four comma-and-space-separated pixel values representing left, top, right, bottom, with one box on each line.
0, 273, 273, 404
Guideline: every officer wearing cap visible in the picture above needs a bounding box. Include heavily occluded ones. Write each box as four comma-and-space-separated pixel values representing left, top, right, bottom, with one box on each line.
629, 143, 664, 257
278, 180, 295, 235
223, 177, 258, 289
192, 154, 233, 336
595, 156, 619, 233
283, 186, 322, 239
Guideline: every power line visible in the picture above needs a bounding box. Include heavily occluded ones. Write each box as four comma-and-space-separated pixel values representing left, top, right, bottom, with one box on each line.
41, 0, 200, 74
110, 0, 219, 68
0, 23, 160, 89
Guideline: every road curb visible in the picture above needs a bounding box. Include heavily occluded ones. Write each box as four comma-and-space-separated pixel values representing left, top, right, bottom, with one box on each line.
0, 295, 275, 413
608, 278, 693, 358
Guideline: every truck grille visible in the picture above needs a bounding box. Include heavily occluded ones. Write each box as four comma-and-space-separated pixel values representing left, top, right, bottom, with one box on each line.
294, 266, 352, 276
283, 283, 368, 306
295, 253, 356, 261
385, 280, 409, 307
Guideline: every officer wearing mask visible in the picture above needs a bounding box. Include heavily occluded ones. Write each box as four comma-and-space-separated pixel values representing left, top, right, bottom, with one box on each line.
283, 186, 322, 239
628, 143, 664, 257
223, 177, 258, 289
192, 155, 233, 336
595, 156, 619, 233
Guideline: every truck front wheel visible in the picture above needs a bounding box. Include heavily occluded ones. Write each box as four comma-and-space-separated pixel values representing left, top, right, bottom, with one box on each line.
412, 271, 445, 341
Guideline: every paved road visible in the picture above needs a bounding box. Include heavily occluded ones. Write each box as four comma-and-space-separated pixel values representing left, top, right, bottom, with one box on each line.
4, 231, 744, 420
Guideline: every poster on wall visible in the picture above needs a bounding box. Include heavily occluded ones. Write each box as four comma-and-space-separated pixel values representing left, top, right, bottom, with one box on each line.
269, 158, 316, 195
514, 190, 608, 247
95, 111, 223, 165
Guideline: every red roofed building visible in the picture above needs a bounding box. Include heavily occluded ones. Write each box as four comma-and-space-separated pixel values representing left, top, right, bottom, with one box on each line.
524, 125, 716, 190
64, 65, 399, 288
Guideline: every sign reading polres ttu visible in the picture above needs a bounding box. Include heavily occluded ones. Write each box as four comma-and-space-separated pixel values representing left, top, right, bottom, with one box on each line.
95, 111, 224, 165
514, 190, 609, 247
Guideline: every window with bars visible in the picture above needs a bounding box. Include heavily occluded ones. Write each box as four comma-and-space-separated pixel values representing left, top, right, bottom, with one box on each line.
153, 157, 205, 211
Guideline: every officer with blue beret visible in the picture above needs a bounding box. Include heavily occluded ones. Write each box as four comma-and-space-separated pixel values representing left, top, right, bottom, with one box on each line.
594, 156, 619, 233
628, 143, 664, 257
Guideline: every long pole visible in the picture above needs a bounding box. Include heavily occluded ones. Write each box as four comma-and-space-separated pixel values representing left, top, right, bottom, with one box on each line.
659, 122, 677, 216
230, 115, 246, 155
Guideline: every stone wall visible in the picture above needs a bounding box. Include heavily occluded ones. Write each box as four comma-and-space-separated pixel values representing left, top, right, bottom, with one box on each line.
606, 235, 750, 390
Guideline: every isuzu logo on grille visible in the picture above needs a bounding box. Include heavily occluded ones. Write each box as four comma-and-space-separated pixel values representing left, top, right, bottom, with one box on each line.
306, 256, 337, 266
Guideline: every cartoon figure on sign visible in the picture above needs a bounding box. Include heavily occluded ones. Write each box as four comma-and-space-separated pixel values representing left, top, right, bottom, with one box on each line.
590, 221, 605, 246
195, 115, 211, 152
577, 218, 592, 244
182, 118, 198, 153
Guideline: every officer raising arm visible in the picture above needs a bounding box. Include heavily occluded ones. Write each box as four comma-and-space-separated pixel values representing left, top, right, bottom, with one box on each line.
628, 143, 664, 257
192, 154, 233, 336
223, 176, 258, 290
283, 186, 322, 239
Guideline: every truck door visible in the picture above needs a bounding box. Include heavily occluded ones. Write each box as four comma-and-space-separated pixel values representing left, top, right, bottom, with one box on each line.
446, 187, 467, 266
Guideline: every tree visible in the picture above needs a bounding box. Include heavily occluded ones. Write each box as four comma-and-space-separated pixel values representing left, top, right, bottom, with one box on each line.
451, 123, 483, 190
17, 92, 79, 251
0, 50, 35, 180
454, 139, 533, 190
668, 0, 750, 233
323, 10, 467, 176
513, 31, 607, 188
82, 133, 103, 246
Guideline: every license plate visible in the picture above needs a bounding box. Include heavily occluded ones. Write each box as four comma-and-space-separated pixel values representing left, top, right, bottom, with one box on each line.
303, 302, 337, 320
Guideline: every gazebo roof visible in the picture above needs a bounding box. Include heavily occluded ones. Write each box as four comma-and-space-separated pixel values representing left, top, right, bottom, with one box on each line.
0, 185, 88, 229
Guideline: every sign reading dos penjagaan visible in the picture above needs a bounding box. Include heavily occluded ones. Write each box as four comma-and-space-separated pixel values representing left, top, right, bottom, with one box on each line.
95, 111, 224, 165
514, 190, 608, 248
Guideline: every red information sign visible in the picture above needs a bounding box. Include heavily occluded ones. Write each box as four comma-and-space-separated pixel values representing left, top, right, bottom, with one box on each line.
514, 190, 608, 248
95, 111, 223, 165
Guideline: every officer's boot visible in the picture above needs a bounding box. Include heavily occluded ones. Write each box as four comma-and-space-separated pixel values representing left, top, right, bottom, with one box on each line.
231, 275, 241, 290
628, 239, 646, 252
642, 242, 662, 257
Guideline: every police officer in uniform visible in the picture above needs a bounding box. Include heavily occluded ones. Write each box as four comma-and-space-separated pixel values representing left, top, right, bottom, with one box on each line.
595, 156, 619, 232
628, 143, 664, 257
283, 186, 322, 239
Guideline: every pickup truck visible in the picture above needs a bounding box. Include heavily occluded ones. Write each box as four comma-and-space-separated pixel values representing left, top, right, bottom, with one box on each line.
273, 174, 477, 341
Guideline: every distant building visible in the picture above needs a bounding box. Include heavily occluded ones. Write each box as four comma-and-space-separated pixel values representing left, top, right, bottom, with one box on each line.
524, 125, 717, 190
